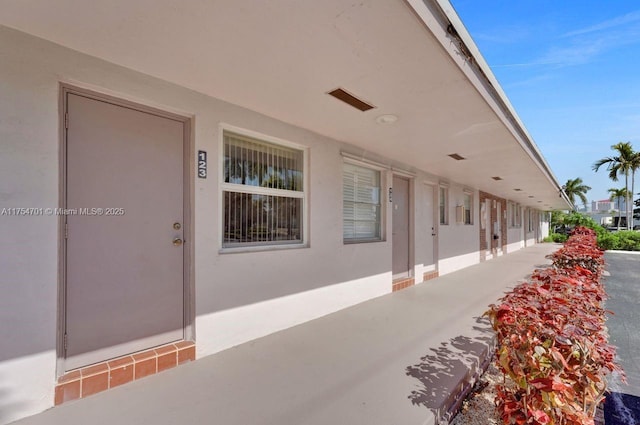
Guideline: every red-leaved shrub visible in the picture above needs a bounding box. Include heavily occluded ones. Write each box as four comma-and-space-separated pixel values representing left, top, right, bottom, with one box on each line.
485, 227, 623, 424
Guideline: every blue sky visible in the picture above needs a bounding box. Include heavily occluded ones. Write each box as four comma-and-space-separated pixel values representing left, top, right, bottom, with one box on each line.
450, 1, 640, 205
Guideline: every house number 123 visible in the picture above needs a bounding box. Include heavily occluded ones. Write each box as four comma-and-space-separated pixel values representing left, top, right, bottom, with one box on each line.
197, 150, 207, 178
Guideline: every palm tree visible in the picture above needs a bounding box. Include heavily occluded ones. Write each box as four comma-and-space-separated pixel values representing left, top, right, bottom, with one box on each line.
593, 142, 635, 229
608, 188, 629, 230
562, 177, 591, 210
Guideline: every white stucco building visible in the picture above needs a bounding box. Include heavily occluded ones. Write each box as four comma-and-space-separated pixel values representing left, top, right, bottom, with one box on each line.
0, 1, 570, 423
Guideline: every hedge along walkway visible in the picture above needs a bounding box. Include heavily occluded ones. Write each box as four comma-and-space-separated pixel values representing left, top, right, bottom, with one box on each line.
11, 244, 558, 425
486, 228, 623, 425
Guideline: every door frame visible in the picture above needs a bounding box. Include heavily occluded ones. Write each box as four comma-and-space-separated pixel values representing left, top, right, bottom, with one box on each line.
423, 181, 439, 274
56, 84, 194, 376
391, 172, 414, 280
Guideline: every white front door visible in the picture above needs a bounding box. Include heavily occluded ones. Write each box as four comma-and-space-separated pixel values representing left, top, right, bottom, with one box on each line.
423, 184, 436, 270
64, 92, 186, 370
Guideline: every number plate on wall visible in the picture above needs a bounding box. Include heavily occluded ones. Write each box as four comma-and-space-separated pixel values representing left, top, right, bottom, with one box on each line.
198, 150, 207, 178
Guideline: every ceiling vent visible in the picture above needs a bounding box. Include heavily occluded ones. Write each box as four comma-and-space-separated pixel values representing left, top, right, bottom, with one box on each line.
448, 153, 466, 161
491, 176, 503, 181
327, 88, 375, 112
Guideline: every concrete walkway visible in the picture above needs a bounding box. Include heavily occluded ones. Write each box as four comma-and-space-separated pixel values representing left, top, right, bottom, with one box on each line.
12, 244, 559, 425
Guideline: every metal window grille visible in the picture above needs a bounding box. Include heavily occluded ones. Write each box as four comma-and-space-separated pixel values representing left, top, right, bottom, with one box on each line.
222, 131, 304, 247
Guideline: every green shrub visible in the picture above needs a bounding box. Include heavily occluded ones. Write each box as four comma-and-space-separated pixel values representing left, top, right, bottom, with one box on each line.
544, 233, 568, 243
598, 230, 640, 251
561, 212, 607, 237
598, 233, 617, 250
552, 233, 568, 243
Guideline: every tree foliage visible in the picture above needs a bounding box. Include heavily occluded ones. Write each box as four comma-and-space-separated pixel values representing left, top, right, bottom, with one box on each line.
562, 178, 591, 209
593, 142, 639, 230
607, 188, 630, 231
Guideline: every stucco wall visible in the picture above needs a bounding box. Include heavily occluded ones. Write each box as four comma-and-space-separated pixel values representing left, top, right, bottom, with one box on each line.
506, 230, 525, 253
437, 185, 480, 275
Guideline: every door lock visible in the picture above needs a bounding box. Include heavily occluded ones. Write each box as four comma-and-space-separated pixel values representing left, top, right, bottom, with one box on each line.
173, 222, 182, 230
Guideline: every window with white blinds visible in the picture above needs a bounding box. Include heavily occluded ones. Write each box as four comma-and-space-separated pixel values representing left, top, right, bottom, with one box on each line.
222, 131, 304, 247
343, 163, 381, 242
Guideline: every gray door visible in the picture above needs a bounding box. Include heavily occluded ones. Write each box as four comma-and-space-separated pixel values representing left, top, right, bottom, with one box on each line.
423, 184, 436, 269
485, 199, 492, 255
65, 93, 185, 370
392, 176, 410, 279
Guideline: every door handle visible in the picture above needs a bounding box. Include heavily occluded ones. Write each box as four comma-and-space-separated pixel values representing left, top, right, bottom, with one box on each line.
173, 238, 183, 246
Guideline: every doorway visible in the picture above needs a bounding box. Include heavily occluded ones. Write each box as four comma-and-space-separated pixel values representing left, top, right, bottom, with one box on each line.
392, 176, 411, 280
61, 88, 189, 371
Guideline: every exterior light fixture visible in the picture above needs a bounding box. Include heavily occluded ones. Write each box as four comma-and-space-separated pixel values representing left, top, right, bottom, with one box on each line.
375, 114, 398, 124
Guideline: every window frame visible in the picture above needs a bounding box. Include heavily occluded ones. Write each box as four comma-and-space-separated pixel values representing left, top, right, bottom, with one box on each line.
463, 191, 473, 225
527, 209, 534, 232
342, 160, 384, 243
508, 202, 523, 228
439, 185, 449, 225
218, 124, 309, 252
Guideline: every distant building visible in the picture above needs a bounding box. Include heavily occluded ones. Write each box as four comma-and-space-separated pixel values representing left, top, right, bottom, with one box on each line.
592, 199, 615, 213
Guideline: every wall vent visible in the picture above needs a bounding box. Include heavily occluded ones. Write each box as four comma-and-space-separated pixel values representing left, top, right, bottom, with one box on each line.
448, 153, 466, 160
327, 88, 375, 112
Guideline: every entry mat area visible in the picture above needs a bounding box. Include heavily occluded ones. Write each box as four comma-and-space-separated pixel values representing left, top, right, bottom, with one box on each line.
55, 341, 195, 405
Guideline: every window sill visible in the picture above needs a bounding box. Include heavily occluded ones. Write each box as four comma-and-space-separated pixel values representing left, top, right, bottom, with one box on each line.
219, 243, 308, 255
344, 238, 384, 245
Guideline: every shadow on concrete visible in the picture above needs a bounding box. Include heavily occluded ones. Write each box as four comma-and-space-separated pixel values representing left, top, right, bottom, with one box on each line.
405, 317, 495, 422
603, 392, 640, 425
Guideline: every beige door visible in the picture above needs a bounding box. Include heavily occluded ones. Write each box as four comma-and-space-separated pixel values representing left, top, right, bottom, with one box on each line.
64, 92, 185, 370
392, 176, 410, 279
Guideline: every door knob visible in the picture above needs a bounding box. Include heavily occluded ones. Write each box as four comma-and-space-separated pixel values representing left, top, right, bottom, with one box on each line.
173, 238, 183, 246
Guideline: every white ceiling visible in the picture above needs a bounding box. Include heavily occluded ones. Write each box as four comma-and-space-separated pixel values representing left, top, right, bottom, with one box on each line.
0, 0, 570, 209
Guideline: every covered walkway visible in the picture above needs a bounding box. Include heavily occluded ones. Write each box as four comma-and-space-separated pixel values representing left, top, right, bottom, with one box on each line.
12, 244, 558, 425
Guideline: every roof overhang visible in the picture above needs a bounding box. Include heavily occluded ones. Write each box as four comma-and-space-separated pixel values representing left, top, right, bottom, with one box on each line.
0, 0, 571, 209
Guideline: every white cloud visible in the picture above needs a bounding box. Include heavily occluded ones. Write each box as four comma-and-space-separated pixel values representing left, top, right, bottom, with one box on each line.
563, 10, 640, 37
